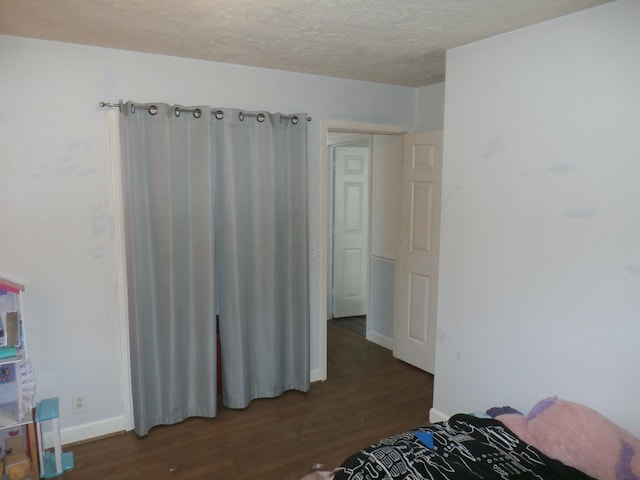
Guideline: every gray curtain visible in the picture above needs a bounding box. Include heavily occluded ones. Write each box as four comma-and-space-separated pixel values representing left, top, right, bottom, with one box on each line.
119, 102, 309, 436
214, 110, 310, 408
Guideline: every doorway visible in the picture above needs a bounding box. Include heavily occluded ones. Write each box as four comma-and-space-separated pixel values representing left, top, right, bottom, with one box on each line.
318, 120, 443, 381
320, 121, 409, 382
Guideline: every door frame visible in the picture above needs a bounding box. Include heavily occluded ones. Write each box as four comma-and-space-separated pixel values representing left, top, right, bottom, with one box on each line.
318, 119, 411, 381
108, 110, 135, 432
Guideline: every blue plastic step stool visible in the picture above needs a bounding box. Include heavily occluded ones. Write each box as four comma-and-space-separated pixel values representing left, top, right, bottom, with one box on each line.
35, 398, 74, 478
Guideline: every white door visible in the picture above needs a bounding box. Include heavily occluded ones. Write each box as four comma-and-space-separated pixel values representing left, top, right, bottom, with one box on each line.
393, 130, 443, 374
332, 145, 369, 318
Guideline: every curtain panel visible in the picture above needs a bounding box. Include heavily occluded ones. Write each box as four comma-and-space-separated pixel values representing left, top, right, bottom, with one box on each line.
119, 102, 310, 436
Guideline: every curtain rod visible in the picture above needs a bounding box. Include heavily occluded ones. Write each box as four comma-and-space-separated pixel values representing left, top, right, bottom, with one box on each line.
99, 100, 311, 122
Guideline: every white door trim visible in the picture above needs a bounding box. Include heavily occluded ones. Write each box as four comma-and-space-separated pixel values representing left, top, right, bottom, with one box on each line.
317, 119, 412, 381
107, 110, 135, 431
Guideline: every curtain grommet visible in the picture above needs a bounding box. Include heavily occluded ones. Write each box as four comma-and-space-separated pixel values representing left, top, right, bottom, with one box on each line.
148, 105, 158, 116
214, 110, 224, 120
193, 108, 202, 118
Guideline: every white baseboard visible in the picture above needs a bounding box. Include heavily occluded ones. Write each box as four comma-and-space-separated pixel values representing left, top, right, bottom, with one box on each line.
310, 368, 324, 383
366, 330, 393, 350
61, 415, 129, 446
62, 390, 437, 446
429, 408, 450, 424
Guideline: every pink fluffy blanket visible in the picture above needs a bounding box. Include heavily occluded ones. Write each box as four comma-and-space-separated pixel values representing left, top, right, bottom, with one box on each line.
494, 397, 640, 480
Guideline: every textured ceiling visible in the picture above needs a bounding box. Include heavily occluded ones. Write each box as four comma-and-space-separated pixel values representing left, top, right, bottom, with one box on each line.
0, 0, 611, 87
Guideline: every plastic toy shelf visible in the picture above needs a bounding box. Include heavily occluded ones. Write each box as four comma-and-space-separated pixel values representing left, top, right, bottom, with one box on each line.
35, 398, 74, 478
41, 451, 74, 479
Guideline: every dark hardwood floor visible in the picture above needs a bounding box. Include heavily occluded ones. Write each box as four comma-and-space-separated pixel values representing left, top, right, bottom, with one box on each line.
328, 315, 366, 337
62, 322, 433, 479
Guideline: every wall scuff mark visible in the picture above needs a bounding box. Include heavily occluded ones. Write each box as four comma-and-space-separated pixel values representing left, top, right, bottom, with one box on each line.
624, 264, 640, 277
548, 163, 576, 173
565, 208, 597, 219
481, 137, 504, 160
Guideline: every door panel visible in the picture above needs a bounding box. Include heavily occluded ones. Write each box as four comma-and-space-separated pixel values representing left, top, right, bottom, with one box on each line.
408, 273, 430, 341
333, 145, 369, 318
394, 131, 443, 373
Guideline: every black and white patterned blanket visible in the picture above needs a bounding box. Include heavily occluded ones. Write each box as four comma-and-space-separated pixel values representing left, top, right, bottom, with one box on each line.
333, 414, 594, 480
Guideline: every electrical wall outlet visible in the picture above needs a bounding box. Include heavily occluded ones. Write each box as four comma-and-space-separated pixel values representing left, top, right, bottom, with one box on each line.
72, 393, 87, 413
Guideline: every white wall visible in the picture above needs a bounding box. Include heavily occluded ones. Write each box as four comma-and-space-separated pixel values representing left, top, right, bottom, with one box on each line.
0, 34, 418, 442
434, 0, 640, 435
415, 82, 445, 131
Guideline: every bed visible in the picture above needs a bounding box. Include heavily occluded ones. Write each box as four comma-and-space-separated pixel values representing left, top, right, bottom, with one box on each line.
301, 397, 640, 480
